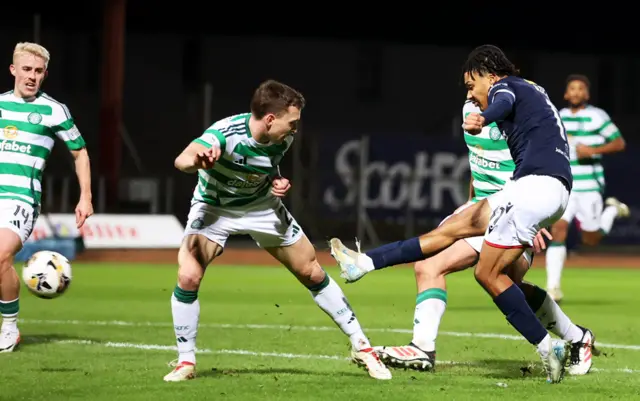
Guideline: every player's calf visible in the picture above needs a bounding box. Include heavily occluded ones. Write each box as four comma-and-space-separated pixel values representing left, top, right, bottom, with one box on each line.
268, 236, 392, 379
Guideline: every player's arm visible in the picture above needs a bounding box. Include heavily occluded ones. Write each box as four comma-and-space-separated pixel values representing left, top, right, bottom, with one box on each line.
480, 83, 515, 125
53, 109, 93, 228
577, 116, 625, 158
467, 176, 475, 202
583, 136, 625, 156
70, 148, 92, 204
175, 129, 225, 173
592, 119, 625, 155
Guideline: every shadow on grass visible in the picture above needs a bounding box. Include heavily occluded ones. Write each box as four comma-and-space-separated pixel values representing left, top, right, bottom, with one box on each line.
199, 366, 367, 379
435, 358, 542, 380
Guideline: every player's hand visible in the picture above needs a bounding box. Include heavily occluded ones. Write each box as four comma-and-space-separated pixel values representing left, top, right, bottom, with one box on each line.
533, 228, 553, 253
195, 146, 221, 169
271, 176, 291, 198
463, 112, 485, 135
575, 143, 593, 159
75, 197, 94, 229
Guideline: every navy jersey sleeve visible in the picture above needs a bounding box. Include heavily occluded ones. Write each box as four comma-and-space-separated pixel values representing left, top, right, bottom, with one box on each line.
481, 82, 516, 124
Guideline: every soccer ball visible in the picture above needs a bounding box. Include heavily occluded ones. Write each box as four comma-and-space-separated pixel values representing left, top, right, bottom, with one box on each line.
22, 251, 72, 299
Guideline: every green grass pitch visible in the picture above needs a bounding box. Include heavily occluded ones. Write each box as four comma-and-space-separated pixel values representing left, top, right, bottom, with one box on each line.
5, 263, 640, 401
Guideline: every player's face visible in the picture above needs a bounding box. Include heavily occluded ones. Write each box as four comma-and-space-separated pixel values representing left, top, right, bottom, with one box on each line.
10, 53, 47, 98
265, 106, 301, 144
464, 72, 495, 111
564, 80, 589, 108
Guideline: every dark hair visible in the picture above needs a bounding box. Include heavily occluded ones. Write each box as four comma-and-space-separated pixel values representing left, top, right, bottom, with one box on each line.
566, 74, 590, 89
250, 80, 305, 118
462, 45, 519, 79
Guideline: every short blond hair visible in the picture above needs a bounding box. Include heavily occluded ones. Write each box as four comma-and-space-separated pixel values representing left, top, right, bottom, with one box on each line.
13, 42, 50, 68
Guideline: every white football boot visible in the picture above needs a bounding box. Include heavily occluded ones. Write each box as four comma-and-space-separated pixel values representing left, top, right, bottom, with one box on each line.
568, 326, 599, 375
164, 360, 196, 382
377, 343, 436, 371
0, 328, 20, 353
605, 197, 630, 218
539, 339, 570, 383
329, 238, 373, 283
351, 347, 392, 380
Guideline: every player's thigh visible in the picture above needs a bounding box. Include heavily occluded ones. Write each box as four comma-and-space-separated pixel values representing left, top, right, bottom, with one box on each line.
435, 199, 491, 238
180, 202, 235, 282
415, 239, 479, 279
559, 190, 579, 224
438, 201, 475, 227
264, 234, 324, 287
503, 249, 533, 284
575, 192, 603, 233
177, 235, 222, 289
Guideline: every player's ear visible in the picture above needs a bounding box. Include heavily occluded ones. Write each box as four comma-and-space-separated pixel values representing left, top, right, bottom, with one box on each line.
265, 113, 275, 128
9, 64, 16, 77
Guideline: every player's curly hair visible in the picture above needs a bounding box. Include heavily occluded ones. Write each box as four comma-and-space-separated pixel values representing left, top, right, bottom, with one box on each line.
566, 74, 590, 89
251, 80, 305, 119
462, 45, 519, 79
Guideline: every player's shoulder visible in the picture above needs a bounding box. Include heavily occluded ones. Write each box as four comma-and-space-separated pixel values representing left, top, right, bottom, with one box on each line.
0, 90, 14, 99
462, 100, 480, 116
558, 107, 571, 116
585, 105, 611, 122
210, 112, 250, 133
36, 91, 73, 121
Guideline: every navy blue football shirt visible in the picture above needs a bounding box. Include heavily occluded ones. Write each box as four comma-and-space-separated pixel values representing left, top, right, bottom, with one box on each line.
479, 76, 572, 190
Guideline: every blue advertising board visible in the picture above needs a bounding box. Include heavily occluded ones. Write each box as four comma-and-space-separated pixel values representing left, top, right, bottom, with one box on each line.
317, 133, 640, 245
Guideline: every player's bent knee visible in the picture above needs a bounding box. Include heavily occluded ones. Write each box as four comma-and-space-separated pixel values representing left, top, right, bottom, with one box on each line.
474, 262, 500, 286
551, 220, 569, 242
296, 257, 326, 288
414, 259, 445, 281
177, 266, 203, 291
581, 231, 601, 247
0, 253, 13, 276
177, 235, 218, 291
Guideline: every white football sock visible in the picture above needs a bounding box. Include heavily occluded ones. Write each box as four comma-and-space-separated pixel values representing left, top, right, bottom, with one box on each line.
411, 289, 447, 352
536, 294, 583, 343
600, 205, 618, 234
310, 274, 371, 350
0, 298, 18, 332
171, 291, 200, 365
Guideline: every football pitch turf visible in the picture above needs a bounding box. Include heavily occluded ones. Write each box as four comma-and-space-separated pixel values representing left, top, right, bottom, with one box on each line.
5, 263, 640, 401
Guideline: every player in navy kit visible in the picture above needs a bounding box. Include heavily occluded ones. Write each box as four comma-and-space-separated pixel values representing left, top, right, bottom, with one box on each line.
329, 45, 595, 383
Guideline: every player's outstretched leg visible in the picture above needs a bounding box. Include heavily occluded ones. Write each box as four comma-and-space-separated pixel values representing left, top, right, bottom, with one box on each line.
378, 239, 478, 371
267, 235, 391, 380
164, 234, 220, 382
0, 229, 23, 353
329, 200, 490, 283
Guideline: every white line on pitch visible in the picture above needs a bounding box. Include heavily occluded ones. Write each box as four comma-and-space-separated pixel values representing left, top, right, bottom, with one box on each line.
21, 318, 640, 351
30, 337, 639, 375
